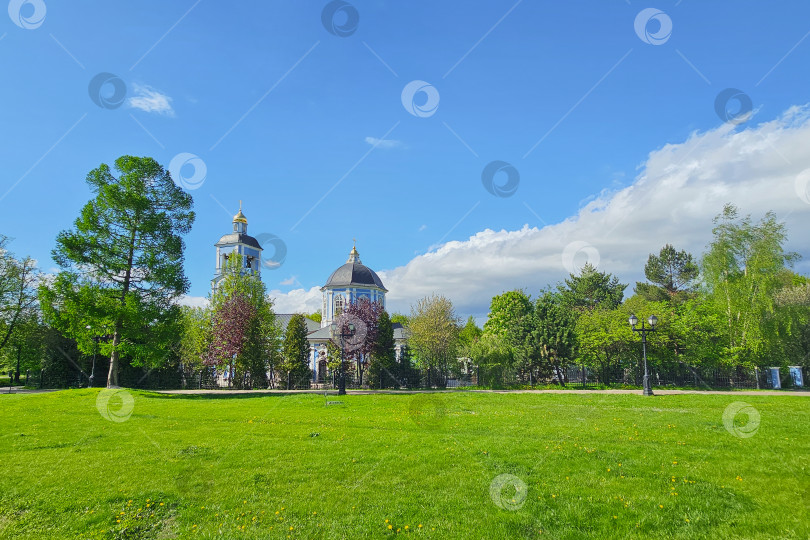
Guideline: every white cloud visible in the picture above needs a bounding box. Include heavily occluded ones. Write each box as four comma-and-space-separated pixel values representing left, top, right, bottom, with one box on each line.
273, 106, 810, 320
178, 295, 209, 309
364, 136, 401, 149
279, 275, 297, 286
418, 224, 427, 232
268, 286, 322, 314
128, 84, 175, 116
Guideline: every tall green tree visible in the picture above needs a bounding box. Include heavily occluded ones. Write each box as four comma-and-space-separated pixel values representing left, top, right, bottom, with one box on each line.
558, 263, 627, 312
0, 310, 45, 384
408, 294, 461, 387
635, 244, 698, 303
280, 314, 311, 389
576, 297, 671, 384
458, 316, 482, 348
390, 313, 409, 326
40, 156, 194, 387
483, 290, 534, 382
531, 290, 577, 385
465, 332, 513, 388
178, 305, 211, 387
0, 235, 40, 359
368, 310, 398, 388
702, 204, 799, 366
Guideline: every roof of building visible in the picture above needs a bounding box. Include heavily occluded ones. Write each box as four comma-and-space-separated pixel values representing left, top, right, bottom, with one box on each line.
323, 245, 387, 291
275, 314, 321, 334
392, 322, 408, 340
305, 321, 409, 342
215, 233, 262, 250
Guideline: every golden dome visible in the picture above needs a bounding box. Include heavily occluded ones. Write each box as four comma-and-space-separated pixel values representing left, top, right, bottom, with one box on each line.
233, 200, 247, 224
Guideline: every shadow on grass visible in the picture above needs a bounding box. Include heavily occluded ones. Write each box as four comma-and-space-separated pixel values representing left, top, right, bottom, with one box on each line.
139, 390, 318, 400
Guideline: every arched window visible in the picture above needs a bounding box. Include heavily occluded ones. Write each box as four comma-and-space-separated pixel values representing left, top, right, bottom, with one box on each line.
334, 294, 345, 316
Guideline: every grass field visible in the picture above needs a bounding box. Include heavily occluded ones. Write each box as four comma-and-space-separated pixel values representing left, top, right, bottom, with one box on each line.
0, 390, 808, 539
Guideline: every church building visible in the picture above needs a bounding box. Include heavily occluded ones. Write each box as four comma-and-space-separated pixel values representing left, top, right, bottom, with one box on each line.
211, 202, 262, 292
212, 206, 407, 385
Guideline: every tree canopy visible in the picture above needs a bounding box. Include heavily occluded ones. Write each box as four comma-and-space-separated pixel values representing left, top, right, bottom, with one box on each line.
0, 235, 40, 360
702, 204, 798, 365
408, 294, 460, 387
40, 156, 194, 387
280, 314, 311, 389
635, 244, 698, 303
558, 263, 627, 312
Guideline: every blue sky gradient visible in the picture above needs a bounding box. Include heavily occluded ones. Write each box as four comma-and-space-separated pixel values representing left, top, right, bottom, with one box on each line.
2, 1, 810, 318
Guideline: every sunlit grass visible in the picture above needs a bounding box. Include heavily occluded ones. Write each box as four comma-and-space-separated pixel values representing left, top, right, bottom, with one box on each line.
0, 390, 808, 539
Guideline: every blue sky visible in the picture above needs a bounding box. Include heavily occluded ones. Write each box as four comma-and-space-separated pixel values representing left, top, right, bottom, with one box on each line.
2, 1, 810, 319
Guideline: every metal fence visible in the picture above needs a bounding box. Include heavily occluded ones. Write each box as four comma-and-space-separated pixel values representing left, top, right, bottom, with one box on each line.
24, 360, 808, 391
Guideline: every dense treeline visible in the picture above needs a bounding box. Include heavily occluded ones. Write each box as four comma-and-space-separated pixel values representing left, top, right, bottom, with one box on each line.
1, 155, 807, 389
452, 204, 810, 387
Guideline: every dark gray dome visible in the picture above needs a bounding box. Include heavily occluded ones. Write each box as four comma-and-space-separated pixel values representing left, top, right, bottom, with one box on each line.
323, 246, 387, 290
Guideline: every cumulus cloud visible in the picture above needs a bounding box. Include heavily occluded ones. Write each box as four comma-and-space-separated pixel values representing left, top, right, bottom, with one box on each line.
128, 84, 175, 116
269, 286, 322, 314
178, 295, 209, 309
364, 136, 401, 149
273, 106, 810, 319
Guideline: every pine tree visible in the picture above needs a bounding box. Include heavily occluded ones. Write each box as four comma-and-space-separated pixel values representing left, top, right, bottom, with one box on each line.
369, 310, 398, 388
281, 314, 311, 389
635, 244, 698, 303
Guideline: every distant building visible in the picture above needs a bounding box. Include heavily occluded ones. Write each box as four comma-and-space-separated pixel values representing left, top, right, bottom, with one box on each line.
211, 202, 262, 293
211, 209, 407, 386
302, 244, 408, 383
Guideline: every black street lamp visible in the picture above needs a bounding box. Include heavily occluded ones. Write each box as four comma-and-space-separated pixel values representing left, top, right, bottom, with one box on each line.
629, 314, 657, 396
330, 319, 356, 396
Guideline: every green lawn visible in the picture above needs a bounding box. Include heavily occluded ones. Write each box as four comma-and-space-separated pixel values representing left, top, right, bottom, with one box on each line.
0, 390, 808, 539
